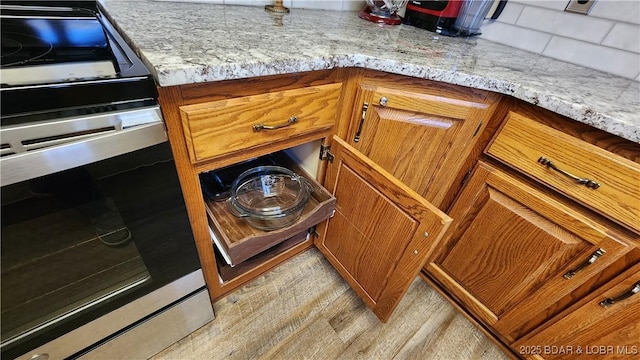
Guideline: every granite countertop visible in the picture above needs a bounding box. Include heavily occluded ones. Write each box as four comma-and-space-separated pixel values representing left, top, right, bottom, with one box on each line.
100, 0, 640, 143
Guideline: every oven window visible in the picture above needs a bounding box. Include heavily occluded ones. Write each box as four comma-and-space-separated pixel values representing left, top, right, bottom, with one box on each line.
1, 142, 199, 355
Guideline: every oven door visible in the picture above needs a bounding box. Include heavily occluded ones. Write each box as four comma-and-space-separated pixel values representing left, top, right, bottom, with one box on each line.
0, 115, 204, 358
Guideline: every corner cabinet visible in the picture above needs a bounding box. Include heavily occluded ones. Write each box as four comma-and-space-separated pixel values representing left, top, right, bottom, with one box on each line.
159, 68, 639, 346
158, 70, 452, 322
426, 161, 637, 342
425, 101, 640, 348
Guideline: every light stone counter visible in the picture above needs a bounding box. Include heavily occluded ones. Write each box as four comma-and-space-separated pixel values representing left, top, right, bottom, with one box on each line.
100, 0, 640, 143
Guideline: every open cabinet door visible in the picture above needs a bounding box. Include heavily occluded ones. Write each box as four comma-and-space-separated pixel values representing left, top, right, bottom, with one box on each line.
315, 136, 452, 322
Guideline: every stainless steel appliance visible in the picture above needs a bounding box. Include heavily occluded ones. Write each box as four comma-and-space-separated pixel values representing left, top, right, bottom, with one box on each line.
0, 1, 213, 359
452, 0, 497, 36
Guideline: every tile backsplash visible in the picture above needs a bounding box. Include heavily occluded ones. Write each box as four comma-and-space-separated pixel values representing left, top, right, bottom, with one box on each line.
479, 0, 640, 80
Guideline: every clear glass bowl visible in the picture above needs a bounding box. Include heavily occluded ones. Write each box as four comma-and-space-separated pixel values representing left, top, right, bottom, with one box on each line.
226, 166, 312, 231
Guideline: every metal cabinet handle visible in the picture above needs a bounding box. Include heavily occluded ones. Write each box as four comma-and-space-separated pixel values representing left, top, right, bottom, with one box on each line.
253, 116, 298, 132
354, 103, 368, 143
563, 248, 606, 279
599, 282, 640, 308
538, 157, 600, 189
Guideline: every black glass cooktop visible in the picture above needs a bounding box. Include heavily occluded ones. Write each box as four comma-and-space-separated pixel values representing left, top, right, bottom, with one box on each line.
1, 3, 119, 85
1, 17, 115, 67
0, 1, 158, 120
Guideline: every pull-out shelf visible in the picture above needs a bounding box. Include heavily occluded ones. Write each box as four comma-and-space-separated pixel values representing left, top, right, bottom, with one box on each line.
204, 153, 336, 268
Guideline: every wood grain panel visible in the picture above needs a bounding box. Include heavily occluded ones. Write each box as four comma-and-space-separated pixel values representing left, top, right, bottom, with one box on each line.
316, 136, 452, 322
508, 100, 640, 163
179, 70, 338, 104
370, 87, 483, 119
180, 83, 341, 163
206, 180, 335, 265
427, 162, 635, 343
487, 112, 640, 234
348, 78, 500, 209
323, 165, 416, 302
215, 231, 309, 282
159, 86, 224, 302
442, 187, 588, 315
515, 263, 640, 360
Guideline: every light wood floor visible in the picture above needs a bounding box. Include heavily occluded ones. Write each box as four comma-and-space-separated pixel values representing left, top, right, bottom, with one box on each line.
151, 248, 509, 360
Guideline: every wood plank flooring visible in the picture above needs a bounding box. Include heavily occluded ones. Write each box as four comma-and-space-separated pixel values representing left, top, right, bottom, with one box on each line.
151, 248, 509, 360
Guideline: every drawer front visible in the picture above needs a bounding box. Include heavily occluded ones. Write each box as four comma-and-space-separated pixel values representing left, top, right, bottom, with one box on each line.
487, 112, 640, 233
180, 83, 341, 163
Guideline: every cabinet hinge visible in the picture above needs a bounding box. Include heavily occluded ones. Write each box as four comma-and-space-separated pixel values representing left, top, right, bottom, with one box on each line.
319, 144, 334, 162
354, 102, 369, 143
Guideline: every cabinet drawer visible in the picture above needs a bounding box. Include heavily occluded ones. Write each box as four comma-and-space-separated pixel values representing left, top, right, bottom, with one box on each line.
487, 112, 640, 233
514, 262, 640, 360
179, 83, 341, 163
204, 154, 336, 266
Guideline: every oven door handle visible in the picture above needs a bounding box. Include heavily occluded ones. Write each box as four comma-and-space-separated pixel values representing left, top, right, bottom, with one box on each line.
0, 106, 167, 186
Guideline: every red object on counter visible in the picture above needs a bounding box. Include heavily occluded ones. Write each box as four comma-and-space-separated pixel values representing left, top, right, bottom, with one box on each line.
358, 6, 403, 25
406, 0, 463, 17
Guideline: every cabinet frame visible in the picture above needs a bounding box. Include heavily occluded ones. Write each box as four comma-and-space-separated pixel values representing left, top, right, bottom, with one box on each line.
159, 69, 454, 323
160, 68, 640, 352
159, 70, 347, 301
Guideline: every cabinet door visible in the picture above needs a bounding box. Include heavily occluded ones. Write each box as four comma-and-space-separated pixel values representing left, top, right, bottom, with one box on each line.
426, 162, 635, 342
315, 136, 452, 322
349, 84, 492, 207
514, 263, 640, 360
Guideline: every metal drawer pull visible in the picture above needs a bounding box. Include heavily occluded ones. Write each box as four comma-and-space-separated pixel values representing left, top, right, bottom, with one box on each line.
599, 282, 640, 308
253, 116, 298, 132
538, 157, 601, 189
354, 103, 368, 143
563, 248, 606, 279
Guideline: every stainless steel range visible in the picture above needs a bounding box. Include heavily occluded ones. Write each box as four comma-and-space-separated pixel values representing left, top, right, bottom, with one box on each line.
0, 1, 213, 359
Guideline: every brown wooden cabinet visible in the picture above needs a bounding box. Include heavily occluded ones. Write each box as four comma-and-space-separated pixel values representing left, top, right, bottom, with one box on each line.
315, 137, 451, 322
425, 101, 640, 351
179, 83, 341, 164
486, 111, 640, 234
159, 70, 455, 322
426, 161, 638, 343
514, 263, 640, 360
159, 71, 342, 308
160, 68, 639, 348
345, 71, 501, 209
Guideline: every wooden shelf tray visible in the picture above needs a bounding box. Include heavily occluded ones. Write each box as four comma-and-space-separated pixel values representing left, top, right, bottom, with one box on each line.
205, 156, 335, 266
214, 230, 309, 283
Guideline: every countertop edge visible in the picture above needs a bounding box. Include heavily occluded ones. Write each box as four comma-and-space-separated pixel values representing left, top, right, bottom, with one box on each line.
150, 54, 639, 143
